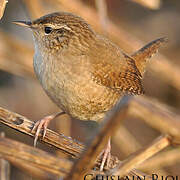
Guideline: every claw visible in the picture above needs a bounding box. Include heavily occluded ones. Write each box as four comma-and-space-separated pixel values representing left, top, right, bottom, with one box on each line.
32, 118, 50, 147
34, 132, 38, 147
99, 138, 111, 171
43, 120, 49, 139
31, 111, 65, 147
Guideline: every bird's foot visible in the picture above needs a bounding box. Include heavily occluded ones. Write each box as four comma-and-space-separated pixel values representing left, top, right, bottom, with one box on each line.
98, 138, 111, 171
31, 111, 65, 146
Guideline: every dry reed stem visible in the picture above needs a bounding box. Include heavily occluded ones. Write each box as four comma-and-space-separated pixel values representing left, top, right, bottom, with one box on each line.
108, 134, 170, 177
13, 158, 59, 180
130, 96, 180, 143
0, 0, 7, 19
65, 96, 131, 180
0, 136, 72, 179
9, 158, 58, 180
0, 107, 84, 158
131, 0, 161, 9
56, 115, 72, 155
139, 148, 180, 171
114, 126, 141, 156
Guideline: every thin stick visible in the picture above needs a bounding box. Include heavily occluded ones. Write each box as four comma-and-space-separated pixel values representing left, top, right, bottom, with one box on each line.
139, 148, 180, 171
108, 134, 170, 177
0, 136, 72, 178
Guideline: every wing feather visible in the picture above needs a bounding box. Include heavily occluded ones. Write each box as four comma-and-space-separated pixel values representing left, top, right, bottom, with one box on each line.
90, 37, 144, 95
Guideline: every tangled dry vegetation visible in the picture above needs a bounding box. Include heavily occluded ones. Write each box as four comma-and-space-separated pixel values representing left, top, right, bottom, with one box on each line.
0, 0, 180, 180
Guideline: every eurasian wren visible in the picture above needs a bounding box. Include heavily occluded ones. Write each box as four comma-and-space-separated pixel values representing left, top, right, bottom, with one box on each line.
14, 12, 167, 170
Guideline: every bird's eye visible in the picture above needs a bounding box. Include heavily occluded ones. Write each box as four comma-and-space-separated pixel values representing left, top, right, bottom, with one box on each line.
44, 27, 52, 34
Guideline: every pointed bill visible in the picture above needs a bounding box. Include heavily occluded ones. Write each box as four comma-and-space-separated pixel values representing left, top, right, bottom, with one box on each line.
13, 21, 32, 28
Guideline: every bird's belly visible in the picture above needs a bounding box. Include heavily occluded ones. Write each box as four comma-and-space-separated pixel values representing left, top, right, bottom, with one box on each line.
34, 54, 120, 122
44, 76, 120, 122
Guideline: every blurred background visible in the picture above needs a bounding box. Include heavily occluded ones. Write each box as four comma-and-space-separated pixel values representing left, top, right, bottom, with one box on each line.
0, 0, 180, 179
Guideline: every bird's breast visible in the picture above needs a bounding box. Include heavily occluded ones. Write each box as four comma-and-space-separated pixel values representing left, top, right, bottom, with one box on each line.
33, 51, 120, 122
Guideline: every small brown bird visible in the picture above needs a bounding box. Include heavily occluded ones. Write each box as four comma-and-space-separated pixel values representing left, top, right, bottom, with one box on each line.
14, 12, 167, 171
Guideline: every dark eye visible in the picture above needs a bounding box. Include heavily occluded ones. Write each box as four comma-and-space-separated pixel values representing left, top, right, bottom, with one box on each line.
44, 27, 52, 34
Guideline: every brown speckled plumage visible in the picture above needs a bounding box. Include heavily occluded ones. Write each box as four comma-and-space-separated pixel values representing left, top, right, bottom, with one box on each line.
21, 12, 167, 122
14, 12, 168, 166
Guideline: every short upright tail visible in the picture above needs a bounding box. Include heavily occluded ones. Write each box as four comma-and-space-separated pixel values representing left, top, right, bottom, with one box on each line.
131, 37, 168, 76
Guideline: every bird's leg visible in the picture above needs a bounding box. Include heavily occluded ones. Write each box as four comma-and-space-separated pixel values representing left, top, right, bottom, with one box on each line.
32, 111, 66, 146
99, 138, 111, 171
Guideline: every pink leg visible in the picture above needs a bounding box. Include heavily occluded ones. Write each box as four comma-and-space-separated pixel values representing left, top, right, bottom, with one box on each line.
31, 111, 65, 146
99, 138, 111, 171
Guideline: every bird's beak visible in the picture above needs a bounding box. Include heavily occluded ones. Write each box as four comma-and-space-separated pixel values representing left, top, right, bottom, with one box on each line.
13, 21, 32, 28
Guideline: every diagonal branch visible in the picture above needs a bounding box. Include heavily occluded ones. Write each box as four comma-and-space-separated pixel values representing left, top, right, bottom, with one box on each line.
139, 148, 180, 171
0, 106, 84, 158
108, 134, 171, 177
129, 96, 180, 143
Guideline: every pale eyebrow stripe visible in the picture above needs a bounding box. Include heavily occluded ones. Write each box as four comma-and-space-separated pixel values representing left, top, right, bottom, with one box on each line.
44, 24, 72, 31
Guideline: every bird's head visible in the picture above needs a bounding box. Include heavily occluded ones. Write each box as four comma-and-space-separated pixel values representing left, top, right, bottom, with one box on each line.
14, 12, 96, 53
